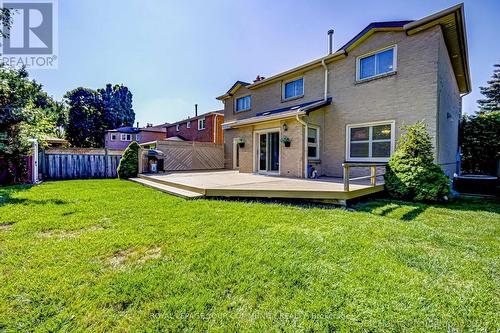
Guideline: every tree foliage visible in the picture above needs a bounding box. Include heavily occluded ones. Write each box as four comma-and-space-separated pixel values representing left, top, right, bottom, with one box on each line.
0, 65, 64, 184
477, 63, 500, 114
117, 141, 139, 179
460, 112, 500, 175
385, 121, 450, 202
64, 84, 134, 147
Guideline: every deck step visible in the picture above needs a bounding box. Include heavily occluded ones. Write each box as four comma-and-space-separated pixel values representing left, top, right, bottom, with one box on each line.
130, 178, 204, 199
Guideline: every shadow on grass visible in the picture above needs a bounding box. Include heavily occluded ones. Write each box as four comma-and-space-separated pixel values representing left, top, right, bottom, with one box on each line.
354, 196, 500, 221
0, 184, 68, 208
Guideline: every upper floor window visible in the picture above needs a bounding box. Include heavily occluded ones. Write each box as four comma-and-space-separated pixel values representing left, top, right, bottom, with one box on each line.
110, 133, 117, 141
307, 126, 319, 159
198, 118, 206, 130
357, 46, 397, 81
236, 95, 251, 112
176, 124, 180, 131
186, 121, 191, 129
120, 133, 132, 141
283, 78, 304, 100
135, 134, 140, 141
346, 121, 395, 162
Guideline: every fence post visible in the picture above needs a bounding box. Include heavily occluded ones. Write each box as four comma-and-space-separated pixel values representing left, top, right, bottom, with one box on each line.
370, 165, 377, 186
343, 164, 350, 192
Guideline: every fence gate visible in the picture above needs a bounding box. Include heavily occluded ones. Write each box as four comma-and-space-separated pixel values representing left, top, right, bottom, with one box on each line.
40, 148, 122, 180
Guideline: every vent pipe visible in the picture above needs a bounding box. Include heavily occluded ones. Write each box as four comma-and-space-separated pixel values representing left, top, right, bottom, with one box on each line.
195, 104, 198, 117
327, 29, 334, 54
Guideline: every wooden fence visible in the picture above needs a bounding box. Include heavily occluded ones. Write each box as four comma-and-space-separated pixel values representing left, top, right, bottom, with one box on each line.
41, 148, 123, 180
140, 141, 224, 173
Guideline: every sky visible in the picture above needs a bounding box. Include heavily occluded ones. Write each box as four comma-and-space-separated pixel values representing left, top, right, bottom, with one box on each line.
26, 0, 500, 127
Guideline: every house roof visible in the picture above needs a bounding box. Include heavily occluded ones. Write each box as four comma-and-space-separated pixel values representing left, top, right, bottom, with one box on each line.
106, 125, 166, 133
218, 3, 470, 95
164, 110, 224, 128
222, 98, 332, 129
216, 81, 250, 100
338, 21, 412, 51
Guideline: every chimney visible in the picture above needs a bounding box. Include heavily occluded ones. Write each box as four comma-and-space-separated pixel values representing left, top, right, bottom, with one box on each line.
327, 29, 334, 54
195, 104, 198, 117
136, 122, 139, 128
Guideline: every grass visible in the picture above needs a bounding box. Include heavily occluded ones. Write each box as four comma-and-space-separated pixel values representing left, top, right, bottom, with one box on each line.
0, 179, 498, 332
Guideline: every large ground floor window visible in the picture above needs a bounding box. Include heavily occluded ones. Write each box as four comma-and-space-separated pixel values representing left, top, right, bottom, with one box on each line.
346, 121, 395, 162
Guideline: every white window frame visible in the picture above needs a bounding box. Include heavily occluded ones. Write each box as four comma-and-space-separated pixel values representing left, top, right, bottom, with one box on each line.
186, 121, 191, 129
135, 134, 140, 141
356, 45, 397, 82
282, 76, 304, 101
110, 133, 117, 141
198, 118, 206, 130
235, 95, 252, 113
307, 125, 320, 160
120, 133, 132, 142
176, 124, 180, 131
346, 120, 395, 162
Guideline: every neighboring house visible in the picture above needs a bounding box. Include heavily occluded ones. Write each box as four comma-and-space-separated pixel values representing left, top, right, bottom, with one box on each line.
165, 111, 224, 144
105, 124, 167, 150
217, 4, 470, 179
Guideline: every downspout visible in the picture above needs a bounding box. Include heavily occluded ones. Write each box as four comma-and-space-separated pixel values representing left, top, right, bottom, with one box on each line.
213, 114, 217, 143
296, 114, 308, 178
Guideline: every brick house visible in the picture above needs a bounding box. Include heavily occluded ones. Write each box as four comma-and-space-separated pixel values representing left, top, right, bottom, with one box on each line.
217, 4, 470, 179
104, 124, 166, 150
165, 110, 224, 144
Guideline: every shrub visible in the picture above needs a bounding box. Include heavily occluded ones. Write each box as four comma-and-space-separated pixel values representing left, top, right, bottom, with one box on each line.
384, 121, 450, 202
117, 141, 140, 179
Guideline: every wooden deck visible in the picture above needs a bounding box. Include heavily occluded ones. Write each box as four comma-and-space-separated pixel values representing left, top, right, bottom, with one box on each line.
132, 170, 384, 204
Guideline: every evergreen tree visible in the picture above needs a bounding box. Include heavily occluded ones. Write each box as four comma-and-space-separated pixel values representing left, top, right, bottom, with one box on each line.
477, 63, 500, 114
385, 121, 450, 202
117, 141, 139, 179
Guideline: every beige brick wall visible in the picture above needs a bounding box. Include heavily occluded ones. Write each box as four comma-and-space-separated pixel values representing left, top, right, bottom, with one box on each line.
322, 27, 442, 177
222, 26, 460, 178
436, 28, 461, 177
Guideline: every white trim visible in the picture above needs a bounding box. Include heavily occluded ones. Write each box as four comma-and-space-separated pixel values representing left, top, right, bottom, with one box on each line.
110, 133, 117, 141
356, 45, 397, 82
235, 94, 252, 113
282, 76, 304, 101
120, 133, 132, 142
198, 118, 206, 130
232, 138, 239, 170
253, 127, 281, 175
345, 120, 395, 162
307, 125, 320, 160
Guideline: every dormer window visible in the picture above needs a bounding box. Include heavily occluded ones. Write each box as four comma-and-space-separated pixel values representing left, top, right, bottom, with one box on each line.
357, 45, 397, 81
283, 77, 304, 100
236, 95, 251, 112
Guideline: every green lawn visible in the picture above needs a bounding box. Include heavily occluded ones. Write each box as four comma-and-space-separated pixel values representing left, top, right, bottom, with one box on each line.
0, 180, 498, 332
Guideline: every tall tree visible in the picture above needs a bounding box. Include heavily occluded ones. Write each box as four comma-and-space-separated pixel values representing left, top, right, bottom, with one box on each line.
65, 84, 134, 147
477, 63, 500, 114
64, 88, 102, 147
99, 84, 134, 129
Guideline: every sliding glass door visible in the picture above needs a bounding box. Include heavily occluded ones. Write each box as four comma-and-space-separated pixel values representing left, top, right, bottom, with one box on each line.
258, 131, 279, 173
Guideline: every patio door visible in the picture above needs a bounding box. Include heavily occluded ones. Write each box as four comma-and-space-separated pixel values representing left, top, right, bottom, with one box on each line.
258, 131, 279, 174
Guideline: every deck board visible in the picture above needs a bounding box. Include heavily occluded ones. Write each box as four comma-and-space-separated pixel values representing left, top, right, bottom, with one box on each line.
138, 170, 384, 203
